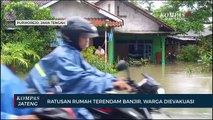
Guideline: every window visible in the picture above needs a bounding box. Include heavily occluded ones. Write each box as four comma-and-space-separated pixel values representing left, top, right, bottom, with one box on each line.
108, 4, 111, 12
128, 41, 153, 59
117, 6, 119, 16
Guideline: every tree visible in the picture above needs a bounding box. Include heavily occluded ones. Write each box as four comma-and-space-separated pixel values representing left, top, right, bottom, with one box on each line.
130, 0, 154, 13
140, 0, 154, 13
1, 42, 40, 72
199, 35, 212, 71
129, 0, 139, 5
153, 0, 212, 33
4, 1, 56, 55
1, 4, 6, 41
1, 1, 56, 73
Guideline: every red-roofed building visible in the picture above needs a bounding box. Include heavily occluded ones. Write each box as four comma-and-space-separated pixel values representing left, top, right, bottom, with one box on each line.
3, 0, 177, 65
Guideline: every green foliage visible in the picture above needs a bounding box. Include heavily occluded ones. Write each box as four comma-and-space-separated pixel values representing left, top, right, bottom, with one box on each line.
177, 45, 200, 62
82, 46, 117, 74
153, 0, 212, 33
177, 36, 212, 72
1, 4, 6, 40
141, 58, 148, 66
1, 1, 56, 72
129, 0, 139, 5
128, 58, 149, 66
3, 1, 56, 55
140, 0, 154, 13
128, 58, 141, 66
130, 0, 154, 13
186, 65, 193, 75
199, 35, 212, 55
199, 35, 212, 71
1, 42, 40, 72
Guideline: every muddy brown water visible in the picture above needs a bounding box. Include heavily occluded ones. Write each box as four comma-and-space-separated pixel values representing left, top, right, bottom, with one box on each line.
117, 62, 212, 119
18, 63, 212, 118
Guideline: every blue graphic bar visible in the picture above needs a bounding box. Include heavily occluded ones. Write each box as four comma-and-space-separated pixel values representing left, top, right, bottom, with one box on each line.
14, 94, 213, 108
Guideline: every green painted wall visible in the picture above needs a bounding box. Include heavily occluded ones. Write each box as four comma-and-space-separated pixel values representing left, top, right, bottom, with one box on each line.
152, 36, 162, 64
114, 34, 166, 64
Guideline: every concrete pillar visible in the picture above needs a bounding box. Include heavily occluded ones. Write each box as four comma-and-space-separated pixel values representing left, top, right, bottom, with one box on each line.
161, 36, 166, 66
108, 28, 114, 64
161, 36, 166, 76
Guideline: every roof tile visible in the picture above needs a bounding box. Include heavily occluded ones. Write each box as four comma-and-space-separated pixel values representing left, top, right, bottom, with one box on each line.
86, 18, 122, 27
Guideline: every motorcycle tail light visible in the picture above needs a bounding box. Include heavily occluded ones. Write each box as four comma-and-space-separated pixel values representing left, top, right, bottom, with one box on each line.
95, 108, 113, 113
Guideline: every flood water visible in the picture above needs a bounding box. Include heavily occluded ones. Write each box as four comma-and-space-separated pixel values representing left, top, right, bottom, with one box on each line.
18, 62, 212, 118
117, 62, 212, 119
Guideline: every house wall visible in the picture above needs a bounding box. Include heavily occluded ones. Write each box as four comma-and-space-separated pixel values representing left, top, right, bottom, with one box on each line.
114, 42, 129, 61
116, 1, 160, 32
152, 36, 162, 64
97, 1, 161, 32
97, 1, 115, 14
50, 1, 106, 19
114, 34, 163, 63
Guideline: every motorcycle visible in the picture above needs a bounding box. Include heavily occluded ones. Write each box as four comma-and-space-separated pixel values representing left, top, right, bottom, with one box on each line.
31, 60, 165, 119
87, 60, 165, 119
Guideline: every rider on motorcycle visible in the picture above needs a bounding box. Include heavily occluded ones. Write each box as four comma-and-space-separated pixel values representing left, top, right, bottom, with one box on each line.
25, 17, 132, 119
1, 64, 36, 119
1, 64, 76, 119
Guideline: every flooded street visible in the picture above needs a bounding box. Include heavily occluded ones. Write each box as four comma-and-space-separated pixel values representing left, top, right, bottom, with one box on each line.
18, 63, 212, 119
127, 63, 212, 94
117, 62, 212, 119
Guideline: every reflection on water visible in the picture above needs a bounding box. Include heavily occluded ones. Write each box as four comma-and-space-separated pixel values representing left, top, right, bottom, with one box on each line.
128, 63, 212, 94
117, 62, 212, 119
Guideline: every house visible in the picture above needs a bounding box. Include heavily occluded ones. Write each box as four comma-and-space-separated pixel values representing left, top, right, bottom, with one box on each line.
38, 0, 124, 53
166, 27, 212, 55
3, 0, 177, 66
94, 0, 176, 65
3, 0, 123, 62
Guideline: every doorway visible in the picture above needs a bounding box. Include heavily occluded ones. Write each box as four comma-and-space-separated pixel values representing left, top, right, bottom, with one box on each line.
128, 40, 152, 59
93, 37, 105, 49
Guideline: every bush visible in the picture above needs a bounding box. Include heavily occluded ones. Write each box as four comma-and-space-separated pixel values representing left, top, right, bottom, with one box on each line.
199, 35, 212, 71
81, 46, 117, 74
1, 1, 56, 73
1, 42, 40, 72
177, 45, 200, 62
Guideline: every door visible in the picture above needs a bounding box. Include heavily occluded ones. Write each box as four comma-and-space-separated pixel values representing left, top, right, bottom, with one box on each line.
144, 43, 152, 59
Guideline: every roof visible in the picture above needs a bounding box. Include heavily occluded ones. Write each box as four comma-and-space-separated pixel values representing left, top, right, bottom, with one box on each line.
2, 0, 123, 27
167, 26, 212, 41
182, 28, 212, 37
169, 27, 212, 41
167, 36, 198, 41
86, 18, 122, 27
117, 31, 178, 35
186, 27, 212, 37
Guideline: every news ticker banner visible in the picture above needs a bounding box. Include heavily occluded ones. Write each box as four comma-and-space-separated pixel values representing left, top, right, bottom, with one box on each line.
14, 94, 213, 108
